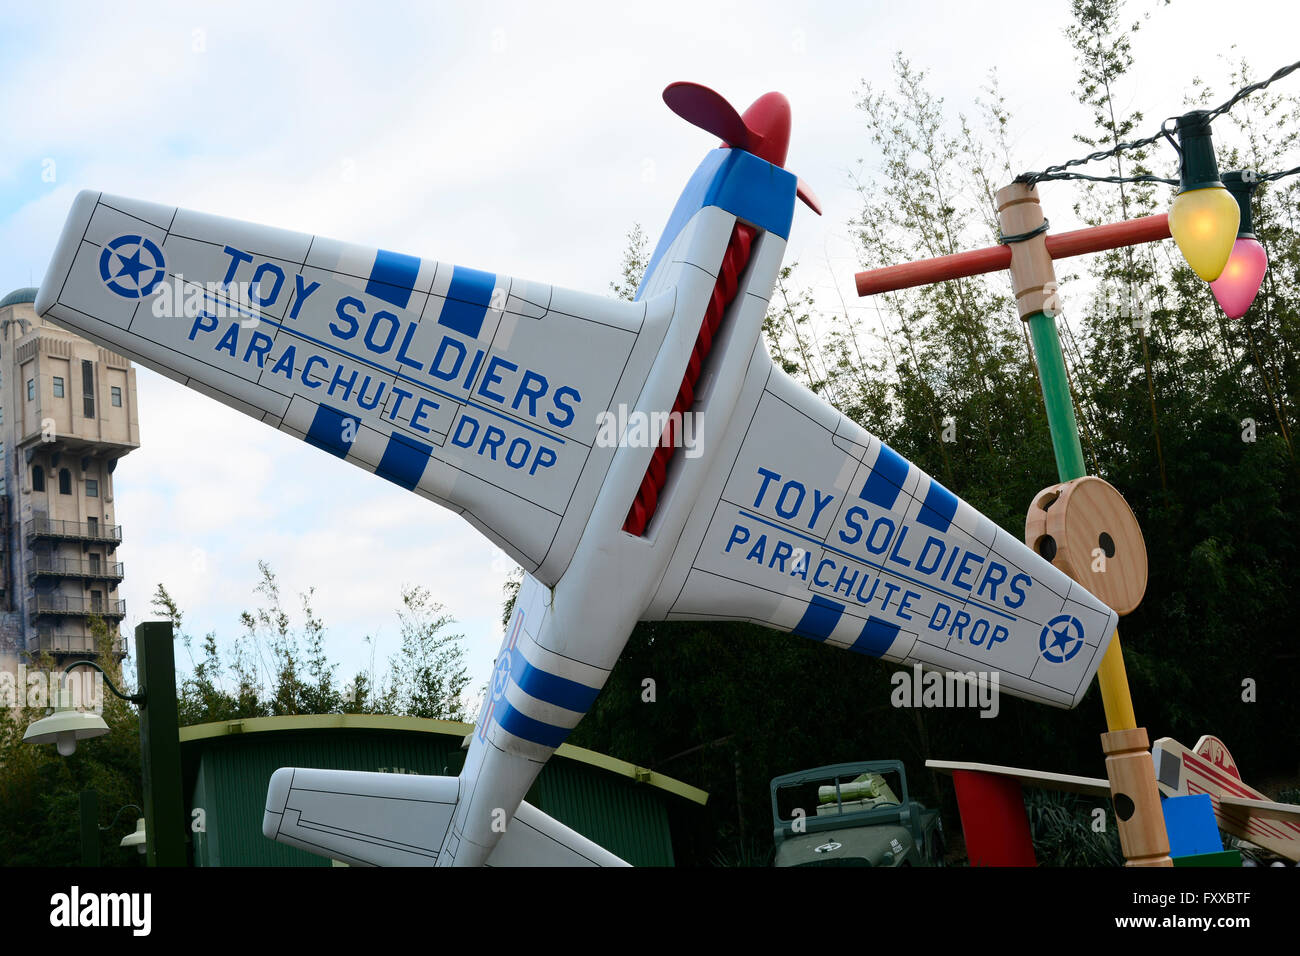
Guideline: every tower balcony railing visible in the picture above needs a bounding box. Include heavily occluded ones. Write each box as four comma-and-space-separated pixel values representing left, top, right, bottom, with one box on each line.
31, 629, 127, 657
25, 516, 123, 545
26, 555, 125, 582
28, 594, 126, 618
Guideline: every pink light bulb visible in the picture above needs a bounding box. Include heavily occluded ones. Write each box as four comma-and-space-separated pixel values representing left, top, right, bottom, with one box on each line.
1210, 237, 1268, 319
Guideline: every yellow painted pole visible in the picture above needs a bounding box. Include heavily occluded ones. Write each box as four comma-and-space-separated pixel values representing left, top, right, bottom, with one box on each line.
1097, 637, 1137, 730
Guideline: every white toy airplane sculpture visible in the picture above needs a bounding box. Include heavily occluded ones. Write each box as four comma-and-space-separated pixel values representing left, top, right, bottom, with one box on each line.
37, 83, 1119, 866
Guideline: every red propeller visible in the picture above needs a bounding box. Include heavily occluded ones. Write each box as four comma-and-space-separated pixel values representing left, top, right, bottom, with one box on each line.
662, 81, 821, 216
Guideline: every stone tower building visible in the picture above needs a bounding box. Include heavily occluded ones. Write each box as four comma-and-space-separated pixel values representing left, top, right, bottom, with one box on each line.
0, 287, 139, 661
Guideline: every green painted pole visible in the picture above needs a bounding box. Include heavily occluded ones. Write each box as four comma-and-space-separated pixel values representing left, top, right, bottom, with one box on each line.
997, 181, 1142, 733
1026, 312, 1087, 482
135, 621, 186, 866
1025, 307, 1138, 729
79, 790, 100, 866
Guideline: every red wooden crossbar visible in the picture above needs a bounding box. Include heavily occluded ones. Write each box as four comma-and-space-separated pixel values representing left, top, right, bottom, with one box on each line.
855, 213, 1171, 297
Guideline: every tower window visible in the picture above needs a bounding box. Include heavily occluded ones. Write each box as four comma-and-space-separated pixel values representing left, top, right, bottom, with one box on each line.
27, 379, 34, 401
53, 376, 64, 398
82, 361, 94, 418
58, 468, 71, 495
111, 386, 122, 407
86, 479, 98, 497
32, 465, 44, 492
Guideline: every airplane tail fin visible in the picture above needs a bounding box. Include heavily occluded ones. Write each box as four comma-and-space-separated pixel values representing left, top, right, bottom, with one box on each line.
263, 767, 628, 867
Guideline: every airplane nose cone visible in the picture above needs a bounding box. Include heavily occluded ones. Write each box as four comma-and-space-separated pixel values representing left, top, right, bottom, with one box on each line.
741, 92, 791, 168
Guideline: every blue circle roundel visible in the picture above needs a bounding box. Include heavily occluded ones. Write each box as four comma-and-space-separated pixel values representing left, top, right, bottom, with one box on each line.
491, 654, 512, 702
98, 234, 166, 299
1039, 614, 1085, 663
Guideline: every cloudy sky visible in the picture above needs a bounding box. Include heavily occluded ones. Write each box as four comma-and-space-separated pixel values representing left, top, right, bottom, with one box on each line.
0, 0, 1294, 696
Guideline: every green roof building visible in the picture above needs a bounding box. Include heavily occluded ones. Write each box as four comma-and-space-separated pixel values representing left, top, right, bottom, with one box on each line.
181, 714, 707, 867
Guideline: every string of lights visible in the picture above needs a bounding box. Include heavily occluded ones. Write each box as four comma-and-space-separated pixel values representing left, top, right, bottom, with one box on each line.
1019, 165, 1300, 187
1020, 166, 1300, 187
1015, 58, 1300, 186
1026, 170, 1177, 186
1201, 58, 1300, 124
1000, 58, 1300, 321
1015, 132, 1172, 185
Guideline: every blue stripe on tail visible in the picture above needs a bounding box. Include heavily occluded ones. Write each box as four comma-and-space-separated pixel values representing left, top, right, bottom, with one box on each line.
509, 647, 601, 714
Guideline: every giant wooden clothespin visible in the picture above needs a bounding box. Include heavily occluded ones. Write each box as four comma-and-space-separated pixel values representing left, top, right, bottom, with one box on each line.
997, 181, 1169, 867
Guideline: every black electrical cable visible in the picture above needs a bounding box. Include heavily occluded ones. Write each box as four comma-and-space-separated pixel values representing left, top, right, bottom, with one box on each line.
1259, 164, 1300, 183
998, 218, 1050, 244
1033, 164, 1300, 188
1015, 133, 1173, 185
1014, 58, 1300, 186
1027, 171, 1178, 186
1202, 60, 1300, 124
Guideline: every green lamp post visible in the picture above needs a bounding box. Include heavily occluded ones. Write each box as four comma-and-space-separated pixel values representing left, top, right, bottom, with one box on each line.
25, 621, 186, 866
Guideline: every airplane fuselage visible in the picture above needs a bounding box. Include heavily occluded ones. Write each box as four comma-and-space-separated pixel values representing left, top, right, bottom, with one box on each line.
438, 148, 799, 864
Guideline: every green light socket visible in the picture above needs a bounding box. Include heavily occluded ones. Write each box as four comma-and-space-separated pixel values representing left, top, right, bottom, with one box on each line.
1175, 111, 1225, 194
1222, 170, 1258, 238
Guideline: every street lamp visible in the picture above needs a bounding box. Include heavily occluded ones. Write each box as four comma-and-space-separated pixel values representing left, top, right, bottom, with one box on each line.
23, 622, 186, 867
117, 816, 148, 855
99, 802, 147, 857
23, 697, 110, 755
23, 660, 140, 755
77, 795, 148, 865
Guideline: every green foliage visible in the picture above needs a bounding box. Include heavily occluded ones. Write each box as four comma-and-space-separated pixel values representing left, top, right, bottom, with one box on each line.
609, 222, 649, 302
0, 651, 143, 866
1024, 790, 1123, 867
710, 837, 775, 868
500, 565, 522, 629
2, 560, 475, 865
156, 563, 472, 724
382, 585, 471, 721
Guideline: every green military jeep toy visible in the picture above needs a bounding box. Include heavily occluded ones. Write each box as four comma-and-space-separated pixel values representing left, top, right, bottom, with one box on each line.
771, 760, 945, 867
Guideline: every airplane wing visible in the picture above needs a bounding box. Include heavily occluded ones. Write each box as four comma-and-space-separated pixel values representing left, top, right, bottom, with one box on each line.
262, 767, 627, 866
1219, 796, 1300, 828
647, 349, 1120, 709
926, 759, 1112, 799
36, 191, 668, 582
1153, 735, 1300, 861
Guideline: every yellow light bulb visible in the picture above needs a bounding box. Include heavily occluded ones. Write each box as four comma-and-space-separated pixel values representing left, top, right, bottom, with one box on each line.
1168, 185, 1240, 281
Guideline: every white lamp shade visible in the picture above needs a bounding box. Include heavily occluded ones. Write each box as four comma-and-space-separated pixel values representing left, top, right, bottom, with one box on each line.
22, 707, 109, 755
120, 818, 147, 853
